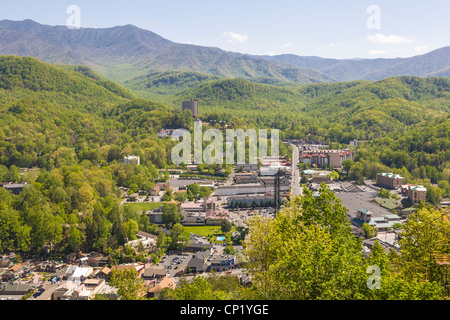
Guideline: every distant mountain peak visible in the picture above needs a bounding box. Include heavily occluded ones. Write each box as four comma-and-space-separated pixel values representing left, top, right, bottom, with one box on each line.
0, 19, 448, 84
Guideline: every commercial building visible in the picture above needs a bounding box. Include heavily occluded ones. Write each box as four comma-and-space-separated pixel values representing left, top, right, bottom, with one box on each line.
209, 254, 236, 272
301, 149, 353, 169
376, 173, 404, 189
181, 99, 199, 118
406, 185, 427, 203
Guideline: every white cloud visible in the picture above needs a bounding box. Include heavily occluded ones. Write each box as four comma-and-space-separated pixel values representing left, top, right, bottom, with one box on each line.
328, 43, 347, 48
368, 50, 388, 56
283, 41, 293, 48
267, 52, 277, 56
414, 46, 429, 53
222, 32, 249, 43
367, 33, 412, 44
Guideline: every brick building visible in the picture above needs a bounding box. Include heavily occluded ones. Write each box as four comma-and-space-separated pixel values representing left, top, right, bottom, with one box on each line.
376, 173, 404, 189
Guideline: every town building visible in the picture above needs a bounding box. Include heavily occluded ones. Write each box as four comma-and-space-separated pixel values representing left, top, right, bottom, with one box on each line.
301, 149, 353, 169
376, 173, 404, 189
234, 172, 259, 184
181, 99, 199, 118
209, 254, 236, 272
186, 251, 211, 273
123, 155, 140, 165
1, 182, 26, 195
146, 276, 176, 298
406, 185, 427, 203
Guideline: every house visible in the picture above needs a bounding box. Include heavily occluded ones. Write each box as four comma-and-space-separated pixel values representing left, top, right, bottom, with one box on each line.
86, 252, 109, 268
148, 209, 163, 224
150, 183, 170, 196
146, 276, 176, 298
142, 267, 168, 280
1, 182, 27, 195
110, 263, 145, 277
356, 208, 373, 223
374, 198, 401, 213
77, 279, 106, 300
0, 283, 34, 296
96, 266, 112, 280
186, 251, 210, 274
186, 236, 213, 252
311, 171, 332, 183
123, 155, 140, 165
126, 232, 157, 251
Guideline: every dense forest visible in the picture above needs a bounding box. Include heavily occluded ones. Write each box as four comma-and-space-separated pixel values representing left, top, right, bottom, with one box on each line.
0, 55, 449, 267
108, 186, 450, 300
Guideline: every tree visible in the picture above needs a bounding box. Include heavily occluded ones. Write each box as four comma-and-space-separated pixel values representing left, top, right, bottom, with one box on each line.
425, 184, 443, 206
109, 269, 147, 300
161, 202, 181, 226
220, 219, 232, 233
223, 245, 235, 255
164, 276, 236, 300
397, 206, 450, 286
169, 223, 190, 250
342, 159, 353, 180
362, 222, 376, 238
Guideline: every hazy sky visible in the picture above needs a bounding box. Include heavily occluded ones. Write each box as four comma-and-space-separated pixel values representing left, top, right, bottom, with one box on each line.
1, 0, 449, 59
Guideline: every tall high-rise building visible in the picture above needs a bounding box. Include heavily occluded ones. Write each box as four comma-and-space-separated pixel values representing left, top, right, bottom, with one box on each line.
181, 99, 199, 118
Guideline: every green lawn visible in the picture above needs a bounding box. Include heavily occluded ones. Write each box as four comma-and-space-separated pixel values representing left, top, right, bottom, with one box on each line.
184, 225, 238, 244
122, 202, 162, 212
183, 226, 222, 238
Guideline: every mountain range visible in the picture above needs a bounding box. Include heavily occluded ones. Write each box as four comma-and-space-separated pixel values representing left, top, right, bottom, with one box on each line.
0, 19, 448, 89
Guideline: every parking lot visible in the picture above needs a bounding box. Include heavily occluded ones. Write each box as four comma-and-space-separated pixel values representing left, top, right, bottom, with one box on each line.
334, 190, 393, 219
156, 252, 193, 277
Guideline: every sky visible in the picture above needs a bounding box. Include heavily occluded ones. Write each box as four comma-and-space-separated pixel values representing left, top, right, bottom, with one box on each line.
1, 0, 449, 59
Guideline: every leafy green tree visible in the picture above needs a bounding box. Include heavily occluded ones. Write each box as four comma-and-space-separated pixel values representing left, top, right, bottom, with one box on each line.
220, 219, 232, 233
109, 269, 147, 300
161, 202, 181, 225
362, 223, 376, 238
169, 223, 190, 250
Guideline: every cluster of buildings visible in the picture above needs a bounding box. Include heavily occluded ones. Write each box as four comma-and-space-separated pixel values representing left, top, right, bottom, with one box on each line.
354, 208, 402, 232
376, 172, 427, 203
301, 148, 353, 169
0, 230, 246, 300
215, 156, 291, 203
148, 197, 230, 226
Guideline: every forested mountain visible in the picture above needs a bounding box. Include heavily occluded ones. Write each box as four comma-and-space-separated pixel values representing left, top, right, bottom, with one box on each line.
0, 56, 190, 170
3, 19, 448, 89
174, 76, 450, 138
0, 19, 332, 85
0, 54, 449, 266
257, 46, 450, 82
0, 55, 199, 255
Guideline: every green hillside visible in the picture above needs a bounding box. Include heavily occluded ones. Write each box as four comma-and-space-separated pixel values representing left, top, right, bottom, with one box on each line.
0, 56, 184, 169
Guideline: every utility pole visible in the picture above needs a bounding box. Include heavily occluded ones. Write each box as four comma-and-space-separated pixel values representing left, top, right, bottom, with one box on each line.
274, 170, 281, 215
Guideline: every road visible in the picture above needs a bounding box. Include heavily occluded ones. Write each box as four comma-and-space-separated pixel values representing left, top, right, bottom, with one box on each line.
290, 144, 302, 197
